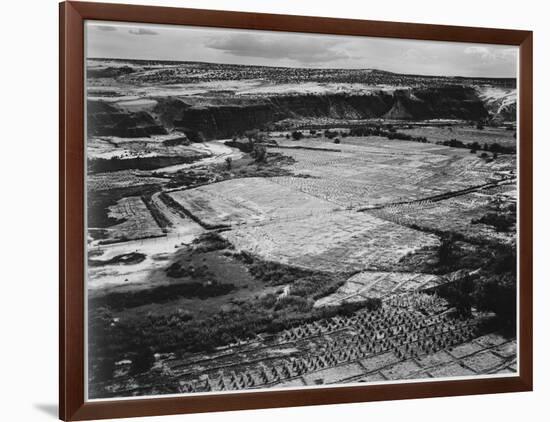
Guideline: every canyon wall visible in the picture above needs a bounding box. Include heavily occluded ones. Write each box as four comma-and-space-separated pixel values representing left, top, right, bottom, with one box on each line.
88, 86, 490, 139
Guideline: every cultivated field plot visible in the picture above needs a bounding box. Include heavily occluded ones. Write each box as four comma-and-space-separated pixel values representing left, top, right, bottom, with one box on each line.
267, 138, 512, 208
399, 125, 516, 148
97, 294, 516, 397
223, 211, 440, 273
88, 170, 168, 191
369, 184, 516, 244
100, 196, 165, 243
314, 272, 442, 307
166, 177, 341, 228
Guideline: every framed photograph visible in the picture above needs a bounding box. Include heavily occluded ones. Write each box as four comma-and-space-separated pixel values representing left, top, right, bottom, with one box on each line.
59, 1, 532, 420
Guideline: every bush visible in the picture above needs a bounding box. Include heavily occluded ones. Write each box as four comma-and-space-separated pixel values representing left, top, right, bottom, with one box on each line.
438, 244, 517, 326
472, 212, 515, 232
251, 144, 267, 163
439, 275, 475, 317
130, 347, 155, 375
324, 129, 337, 139
469, 141, 481, 152
474, 272, 516, 327
291, 131, 303, 141
333, 138, 340, 144
224, 157, 232, 170
437, 233, 460, 272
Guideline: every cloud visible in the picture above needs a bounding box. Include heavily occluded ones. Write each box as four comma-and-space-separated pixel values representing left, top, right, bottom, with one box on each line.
205, 33, 349, 64
95, 25, 117, 32
128, 28, 159, 36
464, 46, 516, 61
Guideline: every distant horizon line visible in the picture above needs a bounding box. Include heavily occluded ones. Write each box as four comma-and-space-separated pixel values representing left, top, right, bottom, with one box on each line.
87, 56, 517, 80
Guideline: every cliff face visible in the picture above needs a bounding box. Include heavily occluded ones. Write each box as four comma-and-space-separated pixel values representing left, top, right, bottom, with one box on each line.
172, 103, 275, 140
87, 101, 167, 138
394, 86, 489, 120
169, 87, 488, 139
88, 86, 489, 139
169, 93, 397, 139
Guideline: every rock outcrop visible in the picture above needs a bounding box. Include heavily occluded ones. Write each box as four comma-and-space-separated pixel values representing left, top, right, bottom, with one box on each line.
87, 100, 167, 138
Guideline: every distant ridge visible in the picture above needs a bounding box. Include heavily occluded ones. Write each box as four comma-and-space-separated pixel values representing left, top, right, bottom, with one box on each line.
87, 57, 516, 82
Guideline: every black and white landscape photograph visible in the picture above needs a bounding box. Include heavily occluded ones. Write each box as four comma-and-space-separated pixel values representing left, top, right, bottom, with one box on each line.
85, 21, 519, 400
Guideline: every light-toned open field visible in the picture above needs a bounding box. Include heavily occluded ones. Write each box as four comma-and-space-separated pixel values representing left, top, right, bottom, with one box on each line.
162, 137, 516, 272
223, 211, 439, 272
266, 137, 514, 208
167, 177, 341, 228
314, 271, 442, 307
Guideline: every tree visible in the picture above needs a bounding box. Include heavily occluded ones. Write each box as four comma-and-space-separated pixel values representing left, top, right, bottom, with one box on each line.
440, 275, 475, 317
473, 273, 516, 328
224, 157, 232, 170
437, 233, 460, 272
252, 144, 267, 163
130, 347, 155, 375
291, 131, 303, 141
469, 141, 481, 153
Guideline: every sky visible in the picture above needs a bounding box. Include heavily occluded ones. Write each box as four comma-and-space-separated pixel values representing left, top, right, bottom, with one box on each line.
86, 21, 518, 78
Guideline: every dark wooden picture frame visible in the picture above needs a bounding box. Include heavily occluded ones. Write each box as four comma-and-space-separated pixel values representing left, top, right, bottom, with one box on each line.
60, 1, 532, 420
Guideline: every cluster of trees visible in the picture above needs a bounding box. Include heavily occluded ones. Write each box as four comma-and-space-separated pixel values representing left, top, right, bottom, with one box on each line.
472, 199, 516, 232
472, 212, 516, 232
226, 130, 268, 163
348, 125, 429, 143
435, 234, 517, 329
251, 144, 267, 163
291, 130, 304, 140
437, 139, 516, 155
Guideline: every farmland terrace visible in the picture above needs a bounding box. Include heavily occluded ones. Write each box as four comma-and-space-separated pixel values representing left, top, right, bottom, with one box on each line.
86, 59, 517, 399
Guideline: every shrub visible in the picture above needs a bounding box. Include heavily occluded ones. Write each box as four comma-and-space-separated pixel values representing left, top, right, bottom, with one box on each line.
130, 347, 155, 375
291, 130, 303, 141
224, 157, 232, 170
472, 212, 515, 232
324, 129, 337, 139
474, 272, 516, 327
251, 144, 267, 163
439, 275, 475, 317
